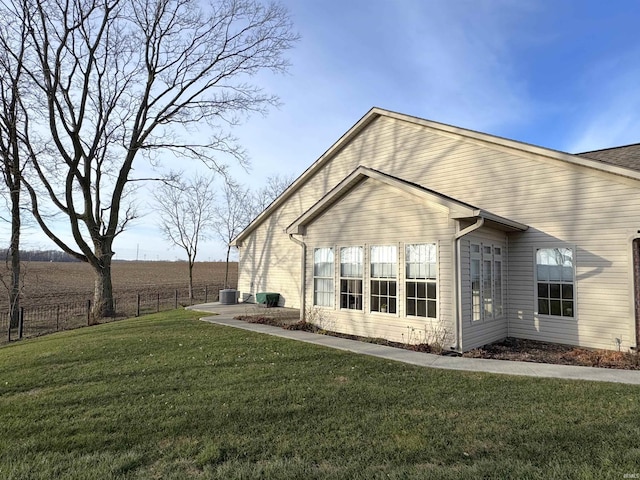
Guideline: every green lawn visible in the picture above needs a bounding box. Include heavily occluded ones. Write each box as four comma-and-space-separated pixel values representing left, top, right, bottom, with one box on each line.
1, 310, 639, 479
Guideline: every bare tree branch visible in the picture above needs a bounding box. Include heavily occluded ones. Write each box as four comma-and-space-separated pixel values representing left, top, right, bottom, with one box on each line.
1, 0, 297, 318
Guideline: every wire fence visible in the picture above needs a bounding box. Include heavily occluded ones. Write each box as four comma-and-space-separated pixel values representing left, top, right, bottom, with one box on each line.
1, 283, 223, 344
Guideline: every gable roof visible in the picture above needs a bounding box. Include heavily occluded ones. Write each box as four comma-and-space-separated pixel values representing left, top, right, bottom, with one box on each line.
285, 166, 528, 235
232, 107, 640, 246
576, 143, 640, 171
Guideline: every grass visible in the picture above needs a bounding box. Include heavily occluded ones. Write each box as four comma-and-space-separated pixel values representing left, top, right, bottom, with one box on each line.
1, 310, 640, 479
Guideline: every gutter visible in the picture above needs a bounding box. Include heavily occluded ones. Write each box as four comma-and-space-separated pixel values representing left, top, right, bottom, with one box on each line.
452, 218, 485, 352
288, 234, 307, 322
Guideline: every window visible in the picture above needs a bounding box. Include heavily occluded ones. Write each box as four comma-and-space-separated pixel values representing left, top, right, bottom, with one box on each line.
471, 243, 504, 322
405, 244, 437, 318
370, 245, 397, 313
340, 246, 363, 310
313, 247, 334, 307
536, 247, 574, 317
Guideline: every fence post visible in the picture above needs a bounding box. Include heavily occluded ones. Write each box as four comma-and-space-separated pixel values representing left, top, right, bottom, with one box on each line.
18, 307, 24, 339
86, 300, 91, 325
7, 312, 11, 342
205, 285, 208, 303
157, 293, 160, 313
174, 290, 178, 309
136, 293, 141, 317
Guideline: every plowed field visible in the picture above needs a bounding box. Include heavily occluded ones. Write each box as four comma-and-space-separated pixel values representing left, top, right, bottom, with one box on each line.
0, 261, 237, 309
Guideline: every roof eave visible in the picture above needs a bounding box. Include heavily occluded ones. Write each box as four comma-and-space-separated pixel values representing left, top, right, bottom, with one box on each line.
450, 209, 529, 232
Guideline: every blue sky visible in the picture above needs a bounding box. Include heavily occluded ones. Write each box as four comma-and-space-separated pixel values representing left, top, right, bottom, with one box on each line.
16, 0, 640, 261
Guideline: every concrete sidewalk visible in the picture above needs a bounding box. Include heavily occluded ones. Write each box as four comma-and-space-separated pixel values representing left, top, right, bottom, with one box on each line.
187, 303, 640, 385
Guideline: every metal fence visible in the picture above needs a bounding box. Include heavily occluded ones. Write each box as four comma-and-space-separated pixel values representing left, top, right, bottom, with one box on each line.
1, 283, 223, 344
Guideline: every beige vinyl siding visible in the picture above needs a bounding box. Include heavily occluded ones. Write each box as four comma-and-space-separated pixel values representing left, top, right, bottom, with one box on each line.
320, 117, 639, 350
236, 200, 306, 306
302, 178, 456, 345
240, 113, 640, 350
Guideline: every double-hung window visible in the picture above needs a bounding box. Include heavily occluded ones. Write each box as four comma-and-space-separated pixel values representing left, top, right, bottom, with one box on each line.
536, 247, 574, 317
405, 243, 437, 318
340, 246, 363, 310
370, 245, 397, 313
313, 247, 334, 307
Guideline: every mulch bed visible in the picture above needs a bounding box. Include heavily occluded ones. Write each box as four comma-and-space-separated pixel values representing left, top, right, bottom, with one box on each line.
463, 337, 640, 370
235, 315, 640, 370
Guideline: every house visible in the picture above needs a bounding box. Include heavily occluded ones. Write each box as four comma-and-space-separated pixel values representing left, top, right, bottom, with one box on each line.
231, 108, 640, 353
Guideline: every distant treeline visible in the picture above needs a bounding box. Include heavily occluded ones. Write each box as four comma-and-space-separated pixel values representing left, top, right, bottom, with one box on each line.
0, 249, 80, 262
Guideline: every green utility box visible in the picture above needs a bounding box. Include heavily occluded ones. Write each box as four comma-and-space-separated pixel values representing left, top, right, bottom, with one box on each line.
256, 292, 280, 307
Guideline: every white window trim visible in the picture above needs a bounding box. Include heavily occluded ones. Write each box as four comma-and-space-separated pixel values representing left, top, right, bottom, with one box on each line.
534, 245, 576, 320
404, 242, 438, 319
370, 244, 398, 315
470, 242, 505, 323
312, 247, 335, 308
339, 245, 364, 311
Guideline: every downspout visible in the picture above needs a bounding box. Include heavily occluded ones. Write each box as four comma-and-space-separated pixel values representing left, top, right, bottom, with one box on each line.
288, 234, 306, 322
452, 218, 485, 352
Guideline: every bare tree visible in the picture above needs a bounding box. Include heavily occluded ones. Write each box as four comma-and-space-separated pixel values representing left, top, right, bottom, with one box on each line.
0, 1, 30, 328
153, 174, 215, 300
252, 173, 294, 214
213, 179, 252, 288
3, 0, 297, 321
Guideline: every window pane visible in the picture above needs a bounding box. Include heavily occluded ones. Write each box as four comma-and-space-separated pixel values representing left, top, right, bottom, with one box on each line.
538, 298, 550, 315
313, 278, 333, 307
427, 282, 436, 299
471, 258, 481, 322
407, 299, 416, 316
549, 283, 561, 299
406, 243, 436, 279
549, 265, 562, 281
371, 296, 379, 311
538, 283, 548, 299
427, 300, 436, 318
341, 247, 363, 277
417, 282, 426, 298
371, 245, 397, 279
389, 298, 397, 314
550, 300, 561, 316
340, 278, 362, 310
537, 247, 573, 267
417, 300, 426, 317
494, 260, 503, 317
537, 265, 549, 282
562, 284, 573, 300
314, 248, 334, 276
562, 301, 573, 317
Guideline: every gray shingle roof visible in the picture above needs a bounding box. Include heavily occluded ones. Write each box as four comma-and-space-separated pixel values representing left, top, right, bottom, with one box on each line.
576, 143, 640, 172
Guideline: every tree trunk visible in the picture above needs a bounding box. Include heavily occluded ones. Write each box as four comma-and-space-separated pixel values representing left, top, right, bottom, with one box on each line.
224, 245, 231, 289
90, 255, 115, 323
8, 181, 20, 329
188, 256, 194, 301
